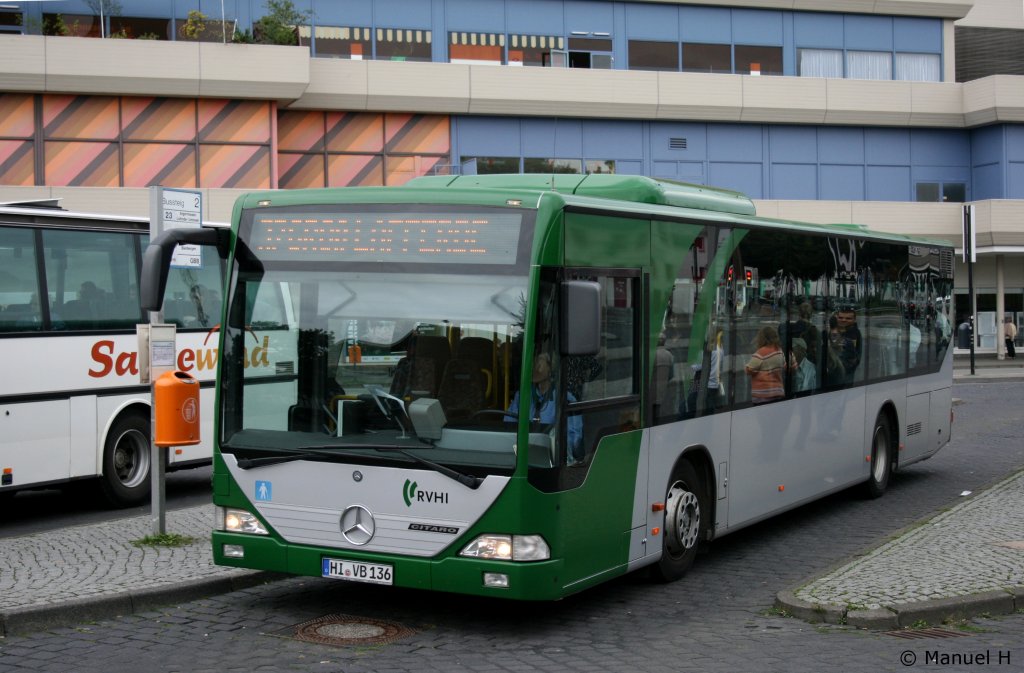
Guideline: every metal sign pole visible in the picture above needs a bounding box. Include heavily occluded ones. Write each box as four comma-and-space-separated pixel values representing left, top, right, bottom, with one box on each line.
963, 204, 976, 376
147, 186, 203, 535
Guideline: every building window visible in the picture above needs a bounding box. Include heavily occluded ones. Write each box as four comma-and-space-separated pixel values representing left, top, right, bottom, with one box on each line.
735, 45, 782, 76
895, 53, 941, 82
0, 11, 23, 34
300, 26, 371, 59
682, 43, 731, 74
508, 34, 564, 66
375, 28, 432, 62
563, 37, 613, 69
110, 16, 170, 39
524, 158, 582, 174
915, 182, 966, 202
462, 157, 520, 174
847, 51, 892, 80
628, 40, 678, 71
798, 49, 843, 78
585, 160, 615, 174
449, 32, 504, 65
43, 13, 100, 37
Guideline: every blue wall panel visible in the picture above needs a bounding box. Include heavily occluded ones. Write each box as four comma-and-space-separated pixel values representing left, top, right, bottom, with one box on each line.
971, 126, 1004, 168
456, 116, 521, 155
565, 0, 614, 35
506, 0, 563, 33
844, 15, 893, 51
709, 162, 762, 198
911, 130, 970, 166
1007, 125, 1024, 161
732, 9, 783, 45
769, 126, 816, 163
819, 128, 865, 164
973, 163, 1003, 200
624, 3, 679, 41
771, 164, 817, 199
650, 123, 707, 161
522, 118, 583, 157
680, 6, 730, 43
374, 0, 433, 27
708, 125, 763, 163
445, 0, 505, 32
583, 121, 643, 159
1009, 163, 1024, 199
313, 0, 372, 25
893, 17, 942, 53
866, 166, 911, 201
866, 129, 911, 165
792, 12, 843, 48
820, 165, 865, 200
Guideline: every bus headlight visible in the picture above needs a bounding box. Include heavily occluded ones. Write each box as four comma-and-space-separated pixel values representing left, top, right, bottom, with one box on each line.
222, 507, 268, 535
459, 534, 550, 561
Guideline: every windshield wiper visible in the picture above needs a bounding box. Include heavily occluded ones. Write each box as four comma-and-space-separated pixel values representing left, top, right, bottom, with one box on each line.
233, 446, 357, 469
371, 447, 483, 490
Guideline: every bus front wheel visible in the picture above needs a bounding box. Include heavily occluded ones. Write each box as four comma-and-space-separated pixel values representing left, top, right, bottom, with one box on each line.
99, 412, 152, 507
862, 414, 893, 499
651, 460, 708, 582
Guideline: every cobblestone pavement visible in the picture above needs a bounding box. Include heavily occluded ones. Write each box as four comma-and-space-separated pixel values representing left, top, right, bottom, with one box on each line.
789, 468, 1024, 626
0, 381, 1022, 672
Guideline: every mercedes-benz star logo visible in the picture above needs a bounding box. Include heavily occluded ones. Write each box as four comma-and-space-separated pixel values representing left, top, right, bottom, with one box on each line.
340, 505, 375, 546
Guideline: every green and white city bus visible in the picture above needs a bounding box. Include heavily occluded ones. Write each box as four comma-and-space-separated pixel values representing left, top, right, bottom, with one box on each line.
141, 174, 953, 599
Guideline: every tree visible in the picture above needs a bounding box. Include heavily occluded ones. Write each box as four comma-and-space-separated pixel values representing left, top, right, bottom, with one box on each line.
252, 0, 310, 46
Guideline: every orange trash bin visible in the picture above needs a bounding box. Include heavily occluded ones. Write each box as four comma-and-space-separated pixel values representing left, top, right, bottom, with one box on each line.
153, 370, 201, 446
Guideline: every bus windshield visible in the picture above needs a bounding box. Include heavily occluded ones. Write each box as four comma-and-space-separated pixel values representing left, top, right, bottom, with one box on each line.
220, 207, 535, 475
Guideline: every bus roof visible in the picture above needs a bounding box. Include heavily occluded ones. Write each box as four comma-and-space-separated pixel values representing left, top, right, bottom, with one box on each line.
405, 173, 757, 216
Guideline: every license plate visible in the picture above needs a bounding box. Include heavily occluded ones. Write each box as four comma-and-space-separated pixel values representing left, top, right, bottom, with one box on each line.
322, 558, 394, 585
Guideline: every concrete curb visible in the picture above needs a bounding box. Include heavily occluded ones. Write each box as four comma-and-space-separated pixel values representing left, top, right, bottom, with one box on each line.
0, 570, 282, 637
776, 585, 1024, 630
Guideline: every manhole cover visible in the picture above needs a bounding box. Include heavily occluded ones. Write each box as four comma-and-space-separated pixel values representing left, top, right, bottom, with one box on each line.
884, 628, 970, 640
290, 614, 415, 647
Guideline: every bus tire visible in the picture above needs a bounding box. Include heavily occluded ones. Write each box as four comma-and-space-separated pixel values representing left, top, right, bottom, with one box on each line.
98, 412, 152, 507
651, 460, 708, 582
862, 414, 893, 499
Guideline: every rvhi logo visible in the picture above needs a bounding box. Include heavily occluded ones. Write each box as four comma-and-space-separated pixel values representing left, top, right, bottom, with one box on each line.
402, 479, 450, 506
403, 479, 418, 507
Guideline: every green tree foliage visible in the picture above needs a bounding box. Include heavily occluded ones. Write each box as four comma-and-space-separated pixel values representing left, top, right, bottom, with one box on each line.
252, 0, 310, 46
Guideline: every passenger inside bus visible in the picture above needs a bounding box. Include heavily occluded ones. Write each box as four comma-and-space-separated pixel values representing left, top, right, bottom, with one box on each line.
505, 352, 583, 464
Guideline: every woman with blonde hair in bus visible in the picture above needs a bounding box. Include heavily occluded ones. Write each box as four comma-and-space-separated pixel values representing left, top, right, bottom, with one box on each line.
745, 325, 794, 404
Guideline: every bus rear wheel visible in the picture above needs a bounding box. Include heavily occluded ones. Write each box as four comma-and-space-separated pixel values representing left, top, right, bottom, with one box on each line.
98, 412, 152, 507
651, 460, 708, 582
862, 414, 893, 499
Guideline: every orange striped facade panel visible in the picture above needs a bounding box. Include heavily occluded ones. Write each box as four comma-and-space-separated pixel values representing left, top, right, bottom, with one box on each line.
385, 114, 450, 154
199, 100, 272, 143
0, 95, 35, 138
122, 98, 197, 142
386, 155, 445, 186
200, 145, 271, 189
44, 142, 119, 187
278, 111, 325, 152
43, 95, 119, 140
123, 144, 197, 188
0, 141, 35, 186
278, 153, 326, 189
326, 112, 385, 153
328, 155, 383, 187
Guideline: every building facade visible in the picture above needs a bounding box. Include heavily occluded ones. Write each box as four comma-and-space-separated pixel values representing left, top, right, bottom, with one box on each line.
0, 0, 1022, 352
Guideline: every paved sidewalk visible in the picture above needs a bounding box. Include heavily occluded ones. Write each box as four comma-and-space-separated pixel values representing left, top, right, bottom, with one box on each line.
0, 505, 275, 637
777, 469, 1024, 629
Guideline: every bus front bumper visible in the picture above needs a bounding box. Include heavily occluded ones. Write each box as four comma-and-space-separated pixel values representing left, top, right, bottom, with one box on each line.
212, 531, 567, 600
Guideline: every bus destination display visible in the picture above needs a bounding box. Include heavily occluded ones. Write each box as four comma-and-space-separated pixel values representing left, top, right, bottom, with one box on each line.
251, 212, 522, 265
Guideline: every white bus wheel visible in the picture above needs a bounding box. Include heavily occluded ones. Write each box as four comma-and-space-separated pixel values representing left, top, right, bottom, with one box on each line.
862, 414, 893, 499
650, 460, 708, 582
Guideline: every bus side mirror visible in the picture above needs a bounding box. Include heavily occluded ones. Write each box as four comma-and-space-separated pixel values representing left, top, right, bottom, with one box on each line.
561, 280, 601, 356
140, 228, 229, 312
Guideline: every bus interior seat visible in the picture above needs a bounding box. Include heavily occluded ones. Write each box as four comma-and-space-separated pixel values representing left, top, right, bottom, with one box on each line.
456, 336, 495, 399
413, 335, 451, 393
437, 359, 486, 422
